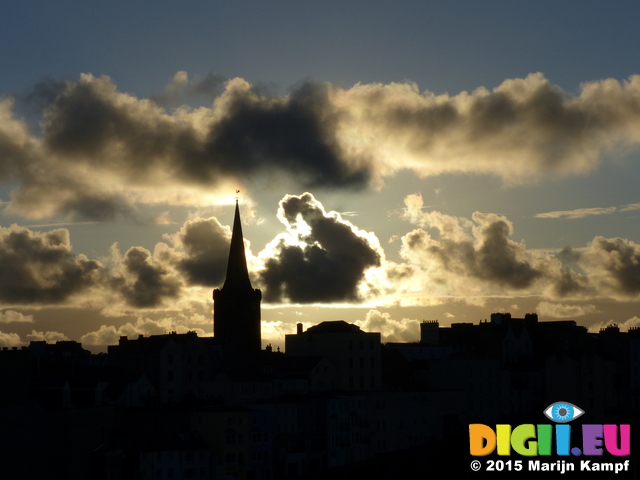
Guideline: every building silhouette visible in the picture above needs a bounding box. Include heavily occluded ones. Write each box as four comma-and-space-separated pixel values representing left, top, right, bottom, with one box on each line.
286, 321, 382, 391
2, 202, 640, 478
213, 200, 262, 352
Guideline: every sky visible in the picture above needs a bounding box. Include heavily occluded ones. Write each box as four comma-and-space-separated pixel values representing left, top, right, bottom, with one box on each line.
2, 0, 640, 351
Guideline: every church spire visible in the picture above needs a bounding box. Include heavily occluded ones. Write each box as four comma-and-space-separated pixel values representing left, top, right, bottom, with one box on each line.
222, 199, 252, 291
213, 196, 262, 351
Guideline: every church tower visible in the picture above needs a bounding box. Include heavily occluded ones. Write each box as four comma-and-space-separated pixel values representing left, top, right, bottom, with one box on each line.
213, 200, 262, 351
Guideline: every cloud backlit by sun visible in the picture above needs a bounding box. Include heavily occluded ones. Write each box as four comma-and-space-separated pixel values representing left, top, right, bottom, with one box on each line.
3, 72, 640, 344
4, 73, 640, 222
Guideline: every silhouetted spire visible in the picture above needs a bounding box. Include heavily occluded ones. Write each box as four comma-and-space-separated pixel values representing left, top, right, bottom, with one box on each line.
222, 200, 253, 291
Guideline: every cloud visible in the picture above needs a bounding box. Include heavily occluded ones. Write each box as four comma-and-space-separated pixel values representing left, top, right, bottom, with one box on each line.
535, 206, 618, 219
402, 193, 472, 242
620, 203, 640, 212
399, 193, 602, 299
0, 310, 34, 323
588, 316, 640, 333
262, 320, 297, 348
0, 332, 22, 347
337, 73, 640, 183
80, 317, 206, 346
5, 72, 640, 221
355, 309, 420, 342
42, 74, 371, 189
150, 71, 228, 106
535, 201, 640, 219
259, 193, 382, 303
401, 194, 549, 292
579, 236, 640, 298
26, 330, 69, 342
0, 225, 102, 305
0, 220, 225, 310
399, 193, 640, 302
16, 76, 68, 114
165, 216, 231, 287
536, 301, 599, 318
109, 245, 183, 308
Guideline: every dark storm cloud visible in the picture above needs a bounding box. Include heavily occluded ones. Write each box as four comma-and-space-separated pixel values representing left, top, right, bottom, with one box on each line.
41, 74, 371, 189
259, 193, 381, 303
169, 217, 231, 286
551, 268, 592, 298
473, 217, 542, 288
4, 72, 640, 222
0, 95, 138, 221
0, 225, 101, 304
60, 192, 136, 222
205, 80, 370, 188
110, 247, 182, 308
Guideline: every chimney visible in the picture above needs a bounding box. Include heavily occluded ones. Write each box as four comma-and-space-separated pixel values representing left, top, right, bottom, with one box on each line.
297, 323, 303, 335
420, 320, 439, 345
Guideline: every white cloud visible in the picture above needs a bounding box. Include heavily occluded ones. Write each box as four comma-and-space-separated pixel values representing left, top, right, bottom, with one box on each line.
536, 301, 599, 318
26, 330, 69, 342
535, 206, 617, 219
0, 310, 34, 323
588, 316, 640, 333
620, 203, 640, 212
355, 309, 420, 343
0, 332, 22, 347
80, 317, 206, 346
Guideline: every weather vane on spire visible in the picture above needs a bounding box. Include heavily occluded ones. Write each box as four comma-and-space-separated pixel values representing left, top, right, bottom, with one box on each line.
235, 189, 240, 202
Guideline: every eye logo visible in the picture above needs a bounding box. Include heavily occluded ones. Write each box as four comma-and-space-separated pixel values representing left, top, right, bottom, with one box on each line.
543, 401, 584, 423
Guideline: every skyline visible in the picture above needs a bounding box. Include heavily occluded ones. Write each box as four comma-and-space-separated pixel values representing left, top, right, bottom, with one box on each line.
2, 1, 640, 350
